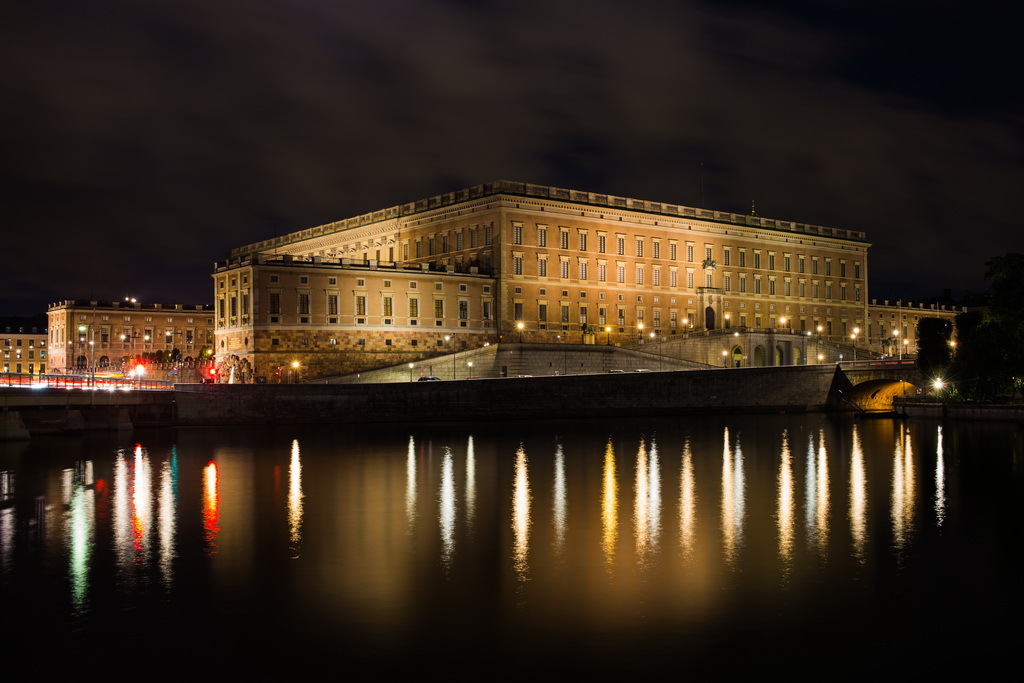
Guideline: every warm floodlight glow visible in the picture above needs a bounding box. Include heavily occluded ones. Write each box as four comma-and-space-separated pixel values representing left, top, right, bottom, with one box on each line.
933, 379, 945, 390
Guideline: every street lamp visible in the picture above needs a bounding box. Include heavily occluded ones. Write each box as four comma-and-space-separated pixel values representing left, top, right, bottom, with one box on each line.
779, 316, 787, 331
850, 327, 859, 359
516, 321, 524, 343
291, 360, 300, 383
721, 349, 728, 367
467, 360, 473, 378
408, 362, 415, 382
893, 329, 901, 360
637, 322, 644, 343
605, 326, 612, 345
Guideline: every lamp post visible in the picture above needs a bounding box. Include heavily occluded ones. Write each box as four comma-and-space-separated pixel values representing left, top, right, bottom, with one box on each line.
637, 322, 644, 344
291, 360, 300, 383
721, 349, 728, 367
516, 322, 524, 343
779, 316, 787, 332
605, 326, 612, 346
893, 329, 901, 360
78, 324, 95, 387
408, 362, 415, 382
850, 327, 859, 360
467, 360, 473, 379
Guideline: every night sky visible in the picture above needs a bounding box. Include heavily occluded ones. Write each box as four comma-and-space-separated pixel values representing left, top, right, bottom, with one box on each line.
3, 0, 1020, 315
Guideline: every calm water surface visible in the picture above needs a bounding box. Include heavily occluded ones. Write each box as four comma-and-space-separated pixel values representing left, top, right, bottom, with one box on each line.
1, 415, 1021, 675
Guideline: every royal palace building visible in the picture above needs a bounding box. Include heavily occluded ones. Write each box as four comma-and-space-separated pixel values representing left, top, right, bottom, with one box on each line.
213, 181, 927, 380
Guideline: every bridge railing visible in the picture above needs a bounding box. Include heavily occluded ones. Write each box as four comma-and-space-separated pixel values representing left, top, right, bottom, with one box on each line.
0, 373, 173, 391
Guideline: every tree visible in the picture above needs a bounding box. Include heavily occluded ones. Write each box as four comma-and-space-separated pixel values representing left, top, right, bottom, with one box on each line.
949, 254, 1024, 400
916, 317, 952, 379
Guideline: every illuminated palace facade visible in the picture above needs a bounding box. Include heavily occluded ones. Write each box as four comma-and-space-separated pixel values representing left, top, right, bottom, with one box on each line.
214, 181, 912, 380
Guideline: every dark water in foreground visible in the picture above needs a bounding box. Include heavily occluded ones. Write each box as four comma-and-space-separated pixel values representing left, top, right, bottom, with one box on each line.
1, 415, 1021, 675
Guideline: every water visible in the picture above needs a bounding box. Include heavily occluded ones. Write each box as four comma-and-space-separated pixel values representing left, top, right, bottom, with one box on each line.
1, 415, 1021, 675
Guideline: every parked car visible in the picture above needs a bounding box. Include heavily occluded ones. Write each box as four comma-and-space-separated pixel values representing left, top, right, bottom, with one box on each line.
417, 376, 443, 381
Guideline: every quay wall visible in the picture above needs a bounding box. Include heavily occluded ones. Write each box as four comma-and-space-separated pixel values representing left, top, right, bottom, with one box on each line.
174, 364, 842, 426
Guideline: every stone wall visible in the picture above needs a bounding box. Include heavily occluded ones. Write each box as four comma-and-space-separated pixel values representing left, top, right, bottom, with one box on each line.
175, 364, 842, 426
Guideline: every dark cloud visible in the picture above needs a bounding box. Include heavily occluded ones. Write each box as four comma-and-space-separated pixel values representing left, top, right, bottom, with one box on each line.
1, 0, 1020, 314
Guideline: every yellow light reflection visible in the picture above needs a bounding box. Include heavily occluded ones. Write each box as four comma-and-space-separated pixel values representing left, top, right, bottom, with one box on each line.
803, 430, 830, 558
777, 430, 794, 571
892, 424, 916, 550
511, 444, 531, 585
439, 446, 456, 570
113, 445, 154, 569
678, 440, 696, 561
439, 447, 456, 570
465, 435, 477, 532
553, 442, 566, 554
288, 439, 304, 559
721, 427, 744, 566
815, 430, 830, 556
0, 470, 13, 574
634, 438, 650, 560
158, 453, 177, 588
405, 436, 417, 530
132, 445, 153, 564
849, 426, 867, 562
934, 425, 946, 527
634, 438, 662, 566
601, 440, 619, 574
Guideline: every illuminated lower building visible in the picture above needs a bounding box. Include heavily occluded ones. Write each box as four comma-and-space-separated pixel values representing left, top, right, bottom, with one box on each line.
47, 299, 215, 372
214, 181, 960, 380
1, 315, 48, 375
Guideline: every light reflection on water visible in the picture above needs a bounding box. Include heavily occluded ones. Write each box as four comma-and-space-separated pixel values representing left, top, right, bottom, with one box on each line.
0, 414, 1020, 675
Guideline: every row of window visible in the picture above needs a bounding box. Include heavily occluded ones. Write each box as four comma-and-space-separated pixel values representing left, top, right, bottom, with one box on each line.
510, 255, 862, 301
2, 363, 44, 373
3, 349, 44, 360
2, 338, 44, 347
261, 295, 494, 322
510, 224, 862, 277
414, 225, 494, 257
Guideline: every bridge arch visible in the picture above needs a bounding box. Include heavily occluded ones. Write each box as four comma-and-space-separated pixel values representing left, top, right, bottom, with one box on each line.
845, 378, 919, 413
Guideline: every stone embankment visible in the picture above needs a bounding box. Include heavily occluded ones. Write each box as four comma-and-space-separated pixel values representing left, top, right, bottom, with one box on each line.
175, 364, 845, 426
